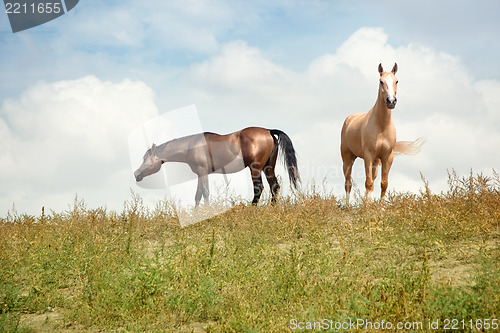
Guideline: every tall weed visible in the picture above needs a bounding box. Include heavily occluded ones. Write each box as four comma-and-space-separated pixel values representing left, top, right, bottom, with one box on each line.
0, 170, 498, 332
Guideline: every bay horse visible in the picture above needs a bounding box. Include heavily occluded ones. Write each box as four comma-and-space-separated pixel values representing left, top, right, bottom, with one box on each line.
340, 63, 422, 204
134, 127, 300, 206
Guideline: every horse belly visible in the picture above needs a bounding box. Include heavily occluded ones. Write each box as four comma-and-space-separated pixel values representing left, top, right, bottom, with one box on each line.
212, 154, 245, 174
210, 141, 246, 174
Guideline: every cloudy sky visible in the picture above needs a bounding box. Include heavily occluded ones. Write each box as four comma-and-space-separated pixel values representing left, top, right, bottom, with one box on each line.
1, 0, 499, 216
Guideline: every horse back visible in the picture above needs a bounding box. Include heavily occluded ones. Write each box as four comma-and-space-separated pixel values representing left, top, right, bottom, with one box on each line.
201, 127, 273, 172
342, 113, 366, 132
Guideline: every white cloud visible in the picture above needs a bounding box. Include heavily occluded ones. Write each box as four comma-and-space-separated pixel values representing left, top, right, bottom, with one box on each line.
308, 27, 394, 80
303, 28, 500, 196
190, 40, 294, 91
0, 76, 158, 215
2, 27, 499, 215
474, 79, 500, 123
184, 27, 500, 198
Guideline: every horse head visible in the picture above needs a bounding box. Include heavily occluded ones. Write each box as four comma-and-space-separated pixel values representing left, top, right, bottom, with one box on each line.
378, 63, 398, 109
134, 143, 162, 182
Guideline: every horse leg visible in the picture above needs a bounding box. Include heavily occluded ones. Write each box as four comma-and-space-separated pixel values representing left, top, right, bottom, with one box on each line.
380, 153, 394, 199
264, 165, 280, 204
371, 159, 380, 199
195, 176, 203, 207
342, 152, 356, 205
363, 157, 375, 201
194, 174, 210, 206
200, 174, 210, 204
372, 159, 379, 180
251, 169, 264, 205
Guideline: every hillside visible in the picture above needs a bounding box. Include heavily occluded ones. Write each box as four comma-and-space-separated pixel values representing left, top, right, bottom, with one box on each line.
1, 171, 499, 332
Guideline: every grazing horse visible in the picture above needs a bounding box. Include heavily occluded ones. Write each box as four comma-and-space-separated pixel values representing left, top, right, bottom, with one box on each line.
340, 63, 422, 204
134, 127, 300, 206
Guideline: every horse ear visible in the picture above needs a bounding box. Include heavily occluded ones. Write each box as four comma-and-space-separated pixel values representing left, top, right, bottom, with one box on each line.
151, 143, 156, 153
391, 63, 398, 74
378, 63, 384, 75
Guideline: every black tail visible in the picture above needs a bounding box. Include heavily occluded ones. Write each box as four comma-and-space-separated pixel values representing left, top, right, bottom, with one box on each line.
270, 129, 300, 190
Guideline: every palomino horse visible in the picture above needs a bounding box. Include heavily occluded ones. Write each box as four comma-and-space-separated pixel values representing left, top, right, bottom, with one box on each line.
340, 63, 422, 204
134, 127, 300, 206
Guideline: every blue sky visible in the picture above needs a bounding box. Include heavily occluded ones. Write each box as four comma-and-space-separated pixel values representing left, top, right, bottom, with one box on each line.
1, 0, 499, 215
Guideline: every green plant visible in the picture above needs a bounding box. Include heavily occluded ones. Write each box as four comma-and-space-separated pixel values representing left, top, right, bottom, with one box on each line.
0, 170, 498, 332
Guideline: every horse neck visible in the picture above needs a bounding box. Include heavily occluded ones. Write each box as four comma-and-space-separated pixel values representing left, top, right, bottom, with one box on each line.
370, 90, 392, 128
156, 138, 190, 163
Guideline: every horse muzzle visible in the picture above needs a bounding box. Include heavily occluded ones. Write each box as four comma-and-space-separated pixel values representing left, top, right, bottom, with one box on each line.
386, 97, 397, 109
134, 169, 144, 182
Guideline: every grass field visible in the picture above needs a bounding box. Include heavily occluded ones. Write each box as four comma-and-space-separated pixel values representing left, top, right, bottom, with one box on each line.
1, 171, 499, 332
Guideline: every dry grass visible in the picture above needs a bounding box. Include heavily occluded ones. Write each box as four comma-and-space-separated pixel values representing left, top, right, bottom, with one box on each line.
1, 171, 498, 332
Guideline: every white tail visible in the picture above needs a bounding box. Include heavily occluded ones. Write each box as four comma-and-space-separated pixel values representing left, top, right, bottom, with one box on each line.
394, 138, 425, 155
